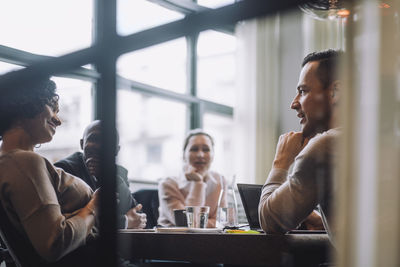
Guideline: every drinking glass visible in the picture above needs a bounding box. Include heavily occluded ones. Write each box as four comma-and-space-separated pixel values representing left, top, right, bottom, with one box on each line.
217, 176, 238, 228
185, 206, 209, 228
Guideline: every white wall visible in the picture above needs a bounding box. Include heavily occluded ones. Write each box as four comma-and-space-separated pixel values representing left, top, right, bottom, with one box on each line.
278, 9, 305, 135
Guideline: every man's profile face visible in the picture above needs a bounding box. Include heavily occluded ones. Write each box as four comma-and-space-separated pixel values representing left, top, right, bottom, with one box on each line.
82, 126, 102, 178
291, 61, 332, 138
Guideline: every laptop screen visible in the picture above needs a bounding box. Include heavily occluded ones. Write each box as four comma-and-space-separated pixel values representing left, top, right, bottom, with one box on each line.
237, 183, 263, 230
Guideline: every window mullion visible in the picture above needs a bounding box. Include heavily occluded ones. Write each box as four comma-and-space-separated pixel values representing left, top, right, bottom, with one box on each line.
187, 33, 202, 129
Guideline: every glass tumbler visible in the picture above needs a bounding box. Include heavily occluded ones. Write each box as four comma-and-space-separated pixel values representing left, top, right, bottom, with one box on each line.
185, 206, 210, 228
217, 185, 238, 228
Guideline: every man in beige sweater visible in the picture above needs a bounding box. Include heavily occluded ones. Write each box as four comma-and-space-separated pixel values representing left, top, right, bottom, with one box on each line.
259, 49, 342, 241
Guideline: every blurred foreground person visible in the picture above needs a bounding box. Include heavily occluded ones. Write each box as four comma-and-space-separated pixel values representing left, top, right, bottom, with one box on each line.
158, 129, 227, 228
259, 49, 343, 242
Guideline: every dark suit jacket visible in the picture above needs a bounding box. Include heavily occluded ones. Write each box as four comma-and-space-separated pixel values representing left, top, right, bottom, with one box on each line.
54, 152, 136, 228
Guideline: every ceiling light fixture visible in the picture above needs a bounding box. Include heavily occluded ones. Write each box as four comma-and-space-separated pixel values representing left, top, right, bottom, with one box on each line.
299, 0, 350, 20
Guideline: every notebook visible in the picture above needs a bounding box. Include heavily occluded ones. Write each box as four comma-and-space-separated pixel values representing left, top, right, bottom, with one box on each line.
237, 183, 263, 231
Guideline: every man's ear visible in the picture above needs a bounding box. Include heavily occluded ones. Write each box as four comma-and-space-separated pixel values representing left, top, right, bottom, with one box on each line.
329, 80, 340, 104
80, 139, 83, 150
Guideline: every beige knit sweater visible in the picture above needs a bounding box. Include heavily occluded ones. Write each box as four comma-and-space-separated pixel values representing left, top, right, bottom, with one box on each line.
259, 128, 338, 241
0, 149, 95, 262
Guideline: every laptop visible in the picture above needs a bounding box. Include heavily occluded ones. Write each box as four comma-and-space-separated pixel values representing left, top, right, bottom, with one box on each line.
237, 183, 263, 231
237, 183, 327, 235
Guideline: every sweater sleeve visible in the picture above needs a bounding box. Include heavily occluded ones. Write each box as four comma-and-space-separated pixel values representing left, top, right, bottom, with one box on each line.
8, 152, 94, 262
185, 180, 207, 207
158, 177, 185, 226
258, 138, 327, 234
53, 160, 71, 174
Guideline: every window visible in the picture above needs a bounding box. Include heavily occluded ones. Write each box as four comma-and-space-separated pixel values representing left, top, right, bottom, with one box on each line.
114, 3, 236, 182
197, 30, 237, 106
117, 38, 187, 93
117, 0, 183, 36
0, 0, 94, 163
1, 0, 237, 184
147, 144, 162, 164
197, 0, 235, 9
0, 62, 22, 75
116, 90, 187, 181
0, 0, 93, 56
203, 112, 235, 180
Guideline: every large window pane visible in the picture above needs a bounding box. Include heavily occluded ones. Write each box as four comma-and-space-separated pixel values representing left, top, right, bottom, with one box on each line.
197, 0, 235, 9
117, 0, 183, 36
0, 62, 23, 75
117, 90, 187, 182
197, 30, 236, 106
36, 78, 93, 162
203, 112, 235, 181
117, 38, 187, 93
0, 0, 92, 56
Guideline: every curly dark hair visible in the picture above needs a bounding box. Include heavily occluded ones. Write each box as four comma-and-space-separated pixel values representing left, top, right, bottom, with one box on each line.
0, 73, 58, 140
302, 49, 343, 89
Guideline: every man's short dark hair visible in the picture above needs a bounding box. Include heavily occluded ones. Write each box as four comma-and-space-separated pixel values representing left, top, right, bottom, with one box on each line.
0, 73, 58, 139
302, 49, 343, 89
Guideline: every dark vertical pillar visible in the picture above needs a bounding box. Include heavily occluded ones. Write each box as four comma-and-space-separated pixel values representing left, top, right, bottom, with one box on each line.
94, 0, 118, 266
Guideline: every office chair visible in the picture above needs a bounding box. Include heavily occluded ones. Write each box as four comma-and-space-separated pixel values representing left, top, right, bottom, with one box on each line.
0, 237, 14, 267
0, 202, 101, 267
0, 201, 50, 267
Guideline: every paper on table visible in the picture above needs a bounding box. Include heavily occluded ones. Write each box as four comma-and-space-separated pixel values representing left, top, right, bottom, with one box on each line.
119, 228, 156, 232
187, 228, 222, 233
155, 227, 222, 233
224, 229, 260, 234
156, 227, 189, 233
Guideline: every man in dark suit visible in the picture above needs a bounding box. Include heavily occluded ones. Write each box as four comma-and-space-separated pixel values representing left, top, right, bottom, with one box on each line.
55, 120, 146, 229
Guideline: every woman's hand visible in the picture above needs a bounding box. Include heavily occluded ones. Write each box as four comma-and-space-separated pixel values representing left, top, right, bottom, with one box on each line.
185, 165, 206, 182
126, 204, 147, 229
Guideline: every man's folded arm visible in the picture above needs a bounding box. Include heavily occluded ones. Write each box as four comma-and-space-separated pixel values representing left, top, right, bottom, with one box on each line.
258, 155, 319, 234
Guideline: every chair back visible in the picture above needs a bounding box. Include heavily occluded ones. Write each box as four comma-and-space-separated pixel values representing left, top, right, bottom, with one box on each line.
0, 238, 11, 266
0, 201, 49, 267
132, 189, 159, 229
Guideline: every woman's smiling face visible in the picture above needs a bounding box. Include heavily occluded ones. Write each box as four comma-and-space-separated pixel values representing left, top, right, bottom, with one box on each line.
23, 99, 61, 145
184, 134, 214, 174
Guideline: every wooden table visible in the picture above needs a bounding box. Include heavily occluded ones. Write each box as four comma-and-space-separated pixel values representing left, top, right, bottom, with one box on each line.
118, 230, 332, 266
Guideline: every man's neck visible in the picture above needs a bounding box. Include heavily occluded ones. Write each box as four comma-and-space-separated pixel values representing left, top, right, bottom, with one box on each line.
329, 108, 340, 130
